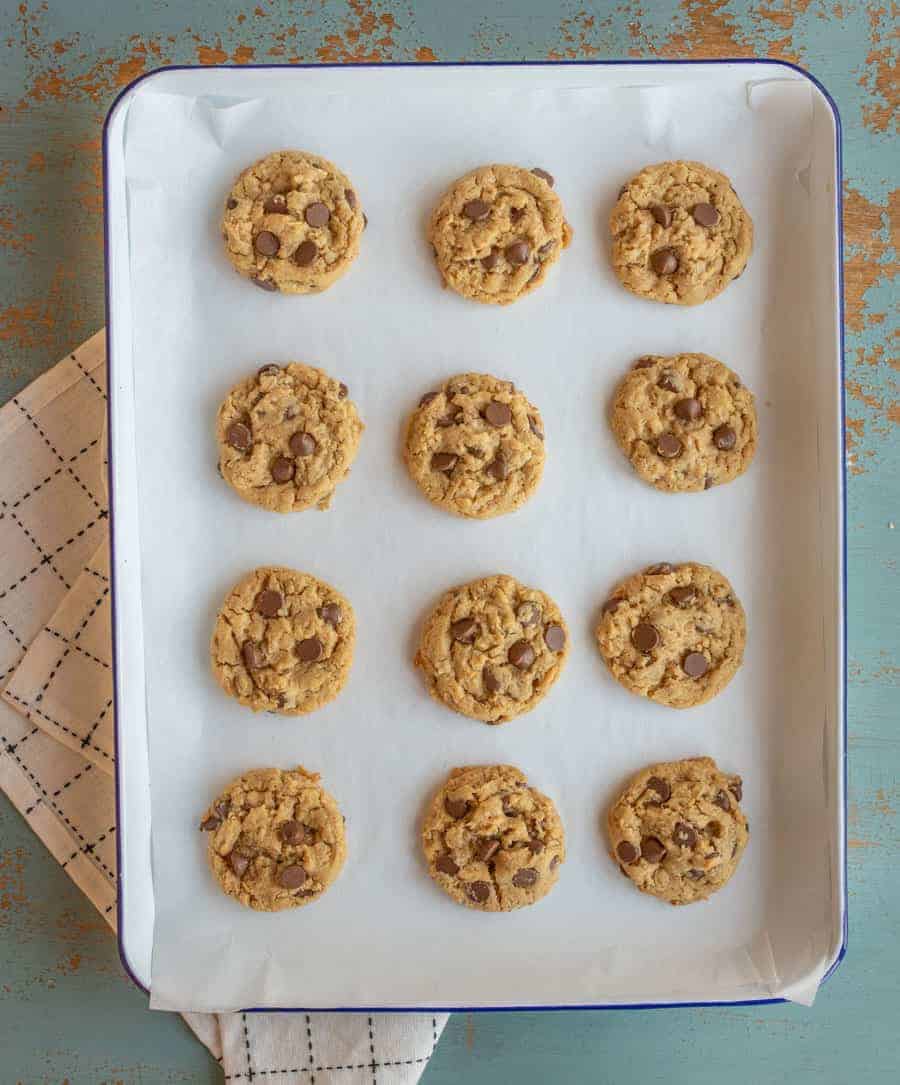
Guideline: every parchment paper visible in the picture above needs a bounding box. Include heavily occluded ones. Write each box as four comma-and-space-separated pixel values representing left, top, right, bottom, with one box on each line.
112, 66, 842, 1011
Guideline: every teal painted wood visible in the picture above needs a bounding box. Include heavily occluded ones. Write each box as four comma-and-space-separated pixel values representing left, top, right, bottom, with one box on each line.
1, 2, 896, 1082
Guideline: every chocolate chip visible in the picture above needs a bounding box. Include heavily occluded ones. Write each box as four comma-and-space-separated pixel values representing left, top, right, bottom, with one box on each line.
713, 424, 737, 450
657, 373, 680, 393
318, 603, 342, 627
512, 867, 539, 888
641, 836, 667, 863
280, 820, 307, 845
545, 623, 566, 652
683, 651, 708, 678
463, 199, 490, 221
483, 667, 501, 693
537, 240, 555, 259
419, 391, 438, 407
651, 203, 672, 227
229, 851, 250, 877
656, 433, 683, 459
602, 596, 623, 614
505, 241, 530, 265
271, 456, 295, 483
293, 240, 317, 267
631, 622, 659, 653
616, 841, 638, 864
474, 838, 499, 862
345, 188, 357, 209
338, 383, 348, 399
305, 201, 330, 227
467, 880, 491, 903
484, 400, 512, 427
431, 452, 457, 473
502, 797, 517, 817
531, 167, 554, 186
444, 797, 470, 819
242, 641, 265, 669
704, 476, 715, 490
528, 415, 544, 439
692, 202, 719, 227
673, 822, 698, 848
264, 194, 287, 214
279, 864, 308, 889
645, 563, 673, 575
646, 776, 671, 803
486, 453, 508, 481
254, 230, 280, 256
508, 640, 535, 670
437, 411, 461, 428
729, 779, 743, 802
252, 276, 277, 291
550, 855, 561, 870
634, 357, 655, 369
481, 247, 500, 270
258, 364, 281, 378
715, 790, 731, 811
296, 636, 323, 662
516, 601, 541, 626
668, 585, 698, 608
200, 815, 221, 831
226, 197, 238, 210
435, 853, 459, 875
256, 589, 283, 618
688, 869, 705, 880
226, 421, 252, 452
674, 397, 702, 421
362, 212, 368, 229
528, 838, 545, 855
451, 617, 478, 643
289, 431, 317, 457
650, 247, 678, 275
510, 206, 525, 222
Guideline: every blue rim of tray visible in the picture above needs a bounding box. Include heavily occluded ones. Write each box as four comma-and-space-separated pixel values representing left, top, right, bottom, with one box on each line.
103, 57, 848, 1013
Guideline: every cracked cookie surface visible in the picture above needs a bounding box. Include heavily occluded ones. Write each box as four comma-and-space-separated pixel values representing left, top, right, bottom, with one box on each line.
216, 362, 363, 513
210, 566, 355, 715
428, 164, 573, 305
422, 764, 565, 911
607, 757, 748, 905
200, 766, 347, 911
610, 161, 752, 306
415, 574, 569, 723
222, 150, 364, 294
596, 562, 745, 709
404, 372, 545, 518
610, 353, 757, 492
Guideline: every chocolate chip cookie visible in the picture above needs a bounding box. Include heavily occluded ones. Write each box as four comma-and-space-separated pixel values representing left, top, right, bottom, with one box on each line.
607, 757, 748, 905
217, 362, 363, 513
415, 574, 569, 723
596, 562, 746, 709
404, 373, 546, 519
428, 164, 573, 305
610, 161, 752, 305
200, 766, 347, 911
222, 150, 365, 294
610, 353, 758, 492
422, 764, 565, 911
210, 566, 355, 715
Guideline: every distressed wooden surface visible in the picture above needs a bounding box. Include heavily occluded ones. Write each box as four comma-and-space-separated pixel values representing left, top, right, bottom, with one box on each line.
0, 1, 896, 1081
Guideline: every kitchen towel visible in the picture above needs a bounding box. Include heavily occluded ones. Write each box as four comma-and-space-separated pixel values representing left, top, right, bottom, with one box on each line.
0, 330, 447, 1083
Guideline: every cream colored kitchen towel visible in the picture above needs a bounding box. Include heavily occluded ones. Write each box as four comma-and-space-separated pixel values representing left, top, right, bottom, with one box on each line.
0, 332, 447, 1083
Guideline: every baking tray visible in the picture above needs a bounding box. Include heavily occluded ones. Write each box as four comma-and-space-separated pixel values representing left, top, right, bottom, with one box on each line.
104, 60, 846, 1012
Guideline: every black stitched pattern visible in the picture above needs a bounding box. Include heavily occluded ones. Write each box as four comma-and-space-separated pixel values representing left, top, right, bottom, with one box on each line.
61, 824, 116, 869
71, 354, 106, 399
0, 509, 108, 603
305, 1013, 315, 1085
0, 438, 99, 520
2, 500, 70, 592
242, 1012, 255, 1083
368, 1016, 377, 1085
35, 586, 108, 704
12, 397, 103, 513
222, 1056, 431, 1081
44, 626, 111, 670
5, 689, 112, 763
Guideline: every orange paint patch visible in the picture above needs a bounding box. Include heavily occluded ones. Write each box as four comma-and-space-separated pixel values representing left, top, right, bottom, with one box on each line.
657, 0, 756, 59
26, 150, 45, 173
19, 40, 156, 107
315, 0, 398, 63
548, 10, 600, 59
848, 838, 879, 848
415, 46, 437, 62
843, 185, 899, 332
0, 848, 28, 919
197, 44, 228, 65
858, 3, 898, 134
232, 45, 256, 64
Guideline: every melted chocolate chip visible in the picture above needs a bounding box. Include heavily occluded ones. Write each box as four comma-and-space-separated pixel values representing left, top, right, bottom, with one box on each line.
512, 867, 539, 888
631, 623, 659, 653
256, 589, 283, 618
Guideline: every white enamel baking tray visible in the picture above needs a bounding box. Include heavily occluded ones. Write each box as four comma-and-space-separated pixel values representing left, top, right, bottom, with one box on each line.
104, 61, 845, 1012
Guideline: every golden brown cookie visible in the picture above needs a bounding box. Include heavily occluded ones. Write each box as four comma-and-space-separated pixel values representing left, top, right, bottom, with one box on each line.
200, 766, 347, 911
428, 164, 573, 305
216, 362, 363, 513
222, 150, 364, 294
610, 353, 757, 492
210, 566, 355, 715
415, 574, 569, 723
610, 161, 752, 305
607, 757, 748, 905
404, 373, 546, 519
422, 764, 565, 911
596, 562, 746, 709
